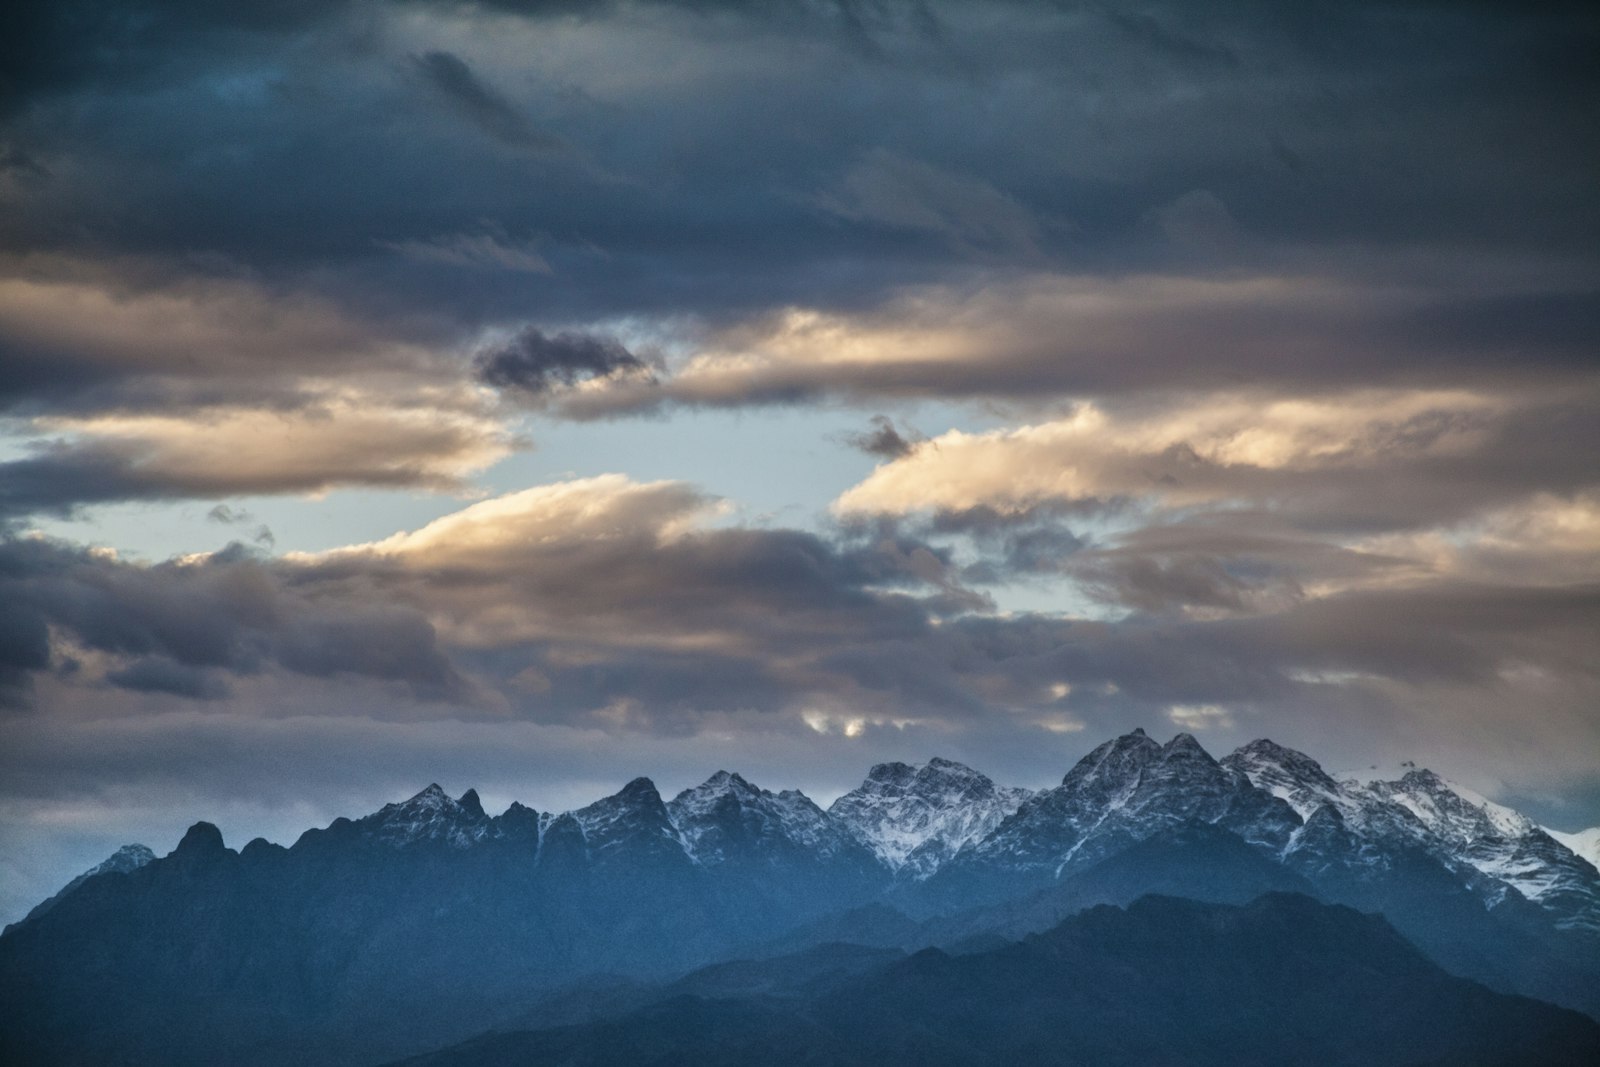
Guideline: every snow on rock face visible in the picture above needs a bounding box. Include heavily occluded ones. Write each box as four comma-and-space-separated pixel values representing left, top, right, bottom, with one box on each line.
355, 784, 495, 849
1222, 740, 1438, 853
89, 843, 156, 877
1368, 770, 1537, 844
1548, 827, 1600, 875
1223, 739, 1354, 821
668, 771, 864, 868
1226, 743, 1600, 930
946, 730, 1301, 886
1358, 770, 1600, 930
16, 843, 157, 927
829, 757, 1033, 879
571, 777, 691, 865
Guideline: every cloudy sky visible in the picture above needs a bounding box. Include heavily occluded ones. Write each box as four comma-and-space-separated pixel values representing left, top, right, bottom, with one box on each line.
2, 0, 1598, 922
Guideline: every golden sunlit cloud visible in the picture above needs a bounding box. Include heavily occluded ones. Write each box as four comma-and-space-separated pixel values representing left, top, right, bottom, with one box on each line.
832, 388, 1506, 517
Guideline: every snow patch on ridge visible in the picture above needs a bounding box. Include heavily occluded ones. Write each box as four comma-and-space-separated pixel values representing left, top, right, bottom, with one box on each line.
829, 757, 1032, 879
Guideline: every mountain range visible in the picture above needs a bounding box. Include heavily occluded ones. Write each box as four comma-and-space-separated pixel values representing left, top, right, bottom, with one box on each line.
3, 730, 1598, 1065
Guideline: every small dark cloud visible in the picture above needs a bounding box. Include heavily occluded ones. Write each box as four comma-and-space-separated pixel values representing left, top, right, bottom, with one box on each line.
408, 50, 559, 150
105, 657, 230, 700
476, 328, 652, 396
202, 509, 274, 548
842, 415, 921, 460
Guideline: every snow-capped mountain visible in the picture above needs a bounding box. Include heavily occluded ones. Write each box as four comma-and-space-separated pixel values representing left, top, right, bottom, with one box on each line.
351, 783, 497, 848
932, 730, 1299, 897
667, 771, 884, 922
1548, 827, 1600, 874
1364, 769, 1600, 933
571, 777, 693, 869
670, 771, 867, 867
827, 757, 1032, 879
1221, 741, 1600, 934
10, 843, 156, 929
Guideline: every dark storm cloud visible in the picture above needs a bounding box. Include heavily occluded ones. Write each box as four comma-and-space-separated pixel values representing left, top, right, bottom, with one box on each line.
0, 536, 469, 707
476, 328, 653, 396
0, 0, 335, 116
1, 0, 1596, 416
104, 657, 231, 701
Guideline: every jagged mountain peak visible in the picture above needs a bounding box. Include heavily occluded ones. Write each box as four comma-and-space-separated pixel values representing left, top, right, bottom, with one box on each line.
668, 772, 862, 868
106, 843, 157, 867
571, 777, 689, 866
1227, 738, 1334, 778
616, 776, 664, 802
1061, 728, 1162, 788
355, 782, 494, 849
576, 776, 670, 820
861, 761, 918, 788
669, 770, 775, 818
175, 821, 226, 855
1318, 765, 1600, 931
1161, 732, 1210, 757
946, 729, 1301, 887
1222, 738, 1349, 820
926, 755, 981, 774
682, 769, 760, 797
853, 757, 1000, 798
1371, 769, 1536, 841
830, 757, 1032, 878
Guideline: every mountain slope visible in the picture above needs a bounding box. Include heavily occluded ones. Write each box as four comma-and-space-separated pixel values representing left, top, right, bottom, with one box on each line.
667, 771, 885, 929
1549, 827, 1600, 874
391, 893, 1600, 1067
8, 843, 155, 929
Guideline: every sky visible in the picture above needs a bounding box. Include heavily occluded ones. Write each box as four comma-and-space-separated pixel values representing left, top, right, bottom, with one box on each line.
1, 0, 1598, 923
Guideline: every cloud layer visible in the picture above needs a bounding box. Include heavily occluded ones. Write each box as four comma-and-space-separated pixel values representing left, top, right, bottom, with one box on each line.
1, 0, 1597, 921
